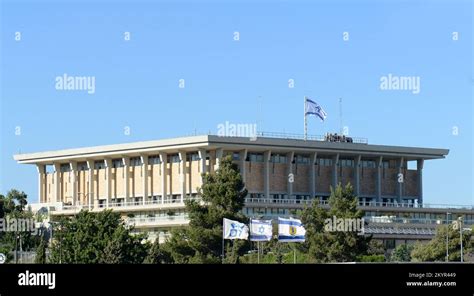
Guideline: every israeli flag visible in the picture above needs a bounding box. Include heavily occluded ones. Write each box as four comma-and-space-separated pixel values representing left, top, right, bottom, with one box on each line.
278, 217, 306, 242
305, 97, 327, 121
223, 218, 249, 240
250, 219, 273, 241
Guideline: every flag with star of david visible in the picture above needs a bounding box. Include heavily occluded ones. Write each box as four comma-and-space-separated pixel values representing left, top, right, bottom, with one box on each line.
250, 219, 273, 241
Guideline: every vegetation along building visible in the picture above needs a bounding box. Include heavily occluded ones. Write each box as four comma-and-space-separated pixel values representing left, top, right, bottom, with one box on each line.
13, 132, 474, 249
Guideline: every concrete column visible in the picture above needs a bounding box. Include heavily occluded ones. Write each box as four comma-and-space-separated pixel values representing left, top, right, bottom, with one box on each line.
141, 155, 149, 205
417, 159, 424, 205
104, 159, 112, 207
53, 163, 61, 203
215, 148, 223, 171
354, 155, 361, 197
198, 149, 207, 184
332, 154, 339, 190
36, 165, 45, 203
70, 162, 78, 206
263, 150, 271, 199
159, 152, 167, 203
310, 152, 317, 198
376, 156, 383, 203
86, 160, 94, 208
178, 152, 187, 203
396, 157, 404, 203
286, 152, 294, 199
239, 149, 248, 183
123, 157, 130, 204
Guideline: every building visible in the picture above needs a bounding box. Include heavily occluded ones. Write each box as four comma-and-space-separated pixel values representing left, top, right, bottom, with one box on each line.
13, 132, 474, 248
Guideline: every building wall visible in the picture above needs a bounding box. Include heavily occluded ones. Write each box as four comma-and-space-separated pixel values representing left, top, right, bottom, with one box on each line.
382, 168, 398, 196
316, 166, 332, 194
39, 151, 423, 203
405, 170, 419, 196
339, 167, 355, 189
46, 173, 53, 202
170, 162, 180, 195
246, 162, 264, 192
150, 163, 163, 197
189, 159, 201, 194
269, 163, 287, 192
360, 168, 377, 196
294, 164, 310, 193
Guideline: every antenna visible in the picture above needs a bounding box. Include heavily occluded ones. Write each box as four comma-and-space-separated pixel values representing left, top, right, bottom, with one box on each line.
257, 96, 262, 133
339, 98, 343, 135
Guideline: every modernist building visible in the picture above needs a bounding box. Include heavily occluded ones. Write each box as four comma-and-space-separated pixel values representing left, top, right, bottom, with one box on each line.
13, 133, 474, 247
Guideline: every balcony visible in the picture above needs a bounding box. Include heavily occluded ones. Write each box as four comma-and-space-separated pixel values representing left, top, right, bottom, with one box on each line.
43, 197, 200, 216
244, 198, 474, 212
125, 215, 189, 228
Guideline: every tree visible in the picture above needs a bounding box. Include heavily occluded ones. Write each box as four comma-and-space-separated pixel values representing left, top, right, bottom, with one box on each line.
301, 183, 371, 262
0, 189, 40, 262
390, 244, 413, 262
164, 155, 249, 263
144, 239, 172, 264
49, 210, 148, 264
35, 236, 48, 264
411, 224, 473, 262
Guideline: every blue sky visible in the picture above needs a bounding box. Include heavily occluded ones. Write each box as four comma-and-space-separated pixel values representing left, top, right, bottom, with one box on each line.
1, 0, 472, 205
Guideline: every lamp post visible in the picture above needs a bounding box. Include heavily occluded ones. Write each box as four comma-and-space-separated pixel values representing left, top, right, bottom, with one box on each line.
446, 212, 451, 262
458, 217, 463, 262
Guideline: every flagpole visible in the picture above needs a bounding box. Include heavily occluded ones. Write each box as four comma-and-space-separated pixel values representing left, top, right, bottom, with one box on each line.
222, 220, 225, 263
257, 241, 260, 264
304, 96, 307, 140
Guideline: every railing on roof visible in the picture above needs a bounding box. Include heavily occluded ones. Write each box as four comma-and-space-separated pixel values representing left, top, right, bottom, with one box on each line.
194, 130, 369, 144
254, 131, 369, 144
244, 198, 474, 211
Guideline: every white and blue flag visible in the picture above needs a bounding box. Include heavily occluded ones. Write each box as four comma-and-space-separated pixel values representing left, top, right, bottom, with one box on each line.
278, 217, 306, 242
305, 97, 327, 122
250, 219, 273, 241
223, 218, 249, 240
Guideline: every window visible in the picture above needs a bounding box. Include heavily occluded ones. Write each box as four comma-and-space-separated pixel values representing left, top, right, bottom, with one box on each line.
248, 153, 264, 162
232, 152, 240, 161
362, 160, 376, 168
187, 153, 200, 161
318, 158, 332, 166
77, 162, 88, 171
130, 157, 142, 166
112, 159, 124, 168
60, 163, 71, 172
94, 160, 105, 170
271, 154, 287, 163
382, 161, 390, 169
148, 156, 161, 165
170, 154, 181, 163
340, 159, 354, 167
295, 155, 309, 164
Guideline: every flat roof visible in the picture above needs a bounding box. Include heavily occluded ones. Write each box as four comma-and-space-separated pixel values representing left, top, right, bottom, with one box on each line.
13, 134, 449, 164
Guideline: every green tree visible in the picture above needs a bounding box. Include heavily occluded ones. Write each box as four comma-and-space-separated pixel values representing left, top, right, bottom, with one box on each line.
144, 239, 173, 264
411, 224, 473, 262
0, 189, 40, 262
164, 155, 249, 263
49, 210, 148, 263
301, 183, 371, 262
390, 244, 413, 262
35, 235, 48, 264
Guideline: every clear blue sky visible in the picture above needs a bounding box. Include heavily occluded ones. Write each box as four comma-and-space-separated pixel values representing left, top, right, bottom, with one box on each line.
1, 0, 472, 205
